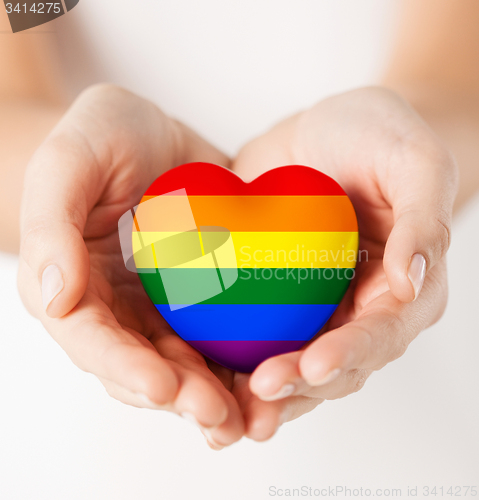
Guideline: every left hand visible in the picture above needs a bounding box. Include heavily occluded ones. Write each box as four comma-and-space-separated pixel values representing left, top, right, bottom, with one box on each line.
229, 87, 458, 442
17, 85, 245, 450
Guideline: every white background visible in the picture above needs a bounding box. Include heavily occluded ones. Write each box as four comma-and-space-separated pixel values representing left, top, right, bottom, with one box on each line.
1, 1, 478, 499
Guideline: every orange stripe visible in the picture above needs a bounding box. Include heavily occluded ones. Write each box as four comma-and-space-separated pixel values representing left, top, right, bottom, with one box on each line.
139, 196, 357, 232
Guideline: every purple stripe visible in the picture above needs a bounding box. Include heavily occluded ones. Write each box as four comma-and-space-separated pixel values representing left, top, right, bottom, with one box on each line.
188, 340, 307, 373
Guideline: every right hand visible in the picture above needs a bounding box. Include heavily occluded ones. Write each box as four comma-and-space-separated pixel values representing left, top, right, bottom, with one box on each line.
230, 87, 457, 441
17, 84, 244, 449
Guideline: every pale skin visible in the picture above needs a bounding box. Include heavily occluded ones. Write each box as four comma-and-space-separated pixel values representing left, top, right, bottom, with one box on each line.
1, 1, 478, 449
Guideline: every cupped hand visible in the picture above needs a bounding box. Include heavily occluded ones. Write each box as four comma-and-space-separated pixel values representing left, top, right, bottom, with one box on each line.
18, 85, 459, 449
231, 87, 458, 442
18, 84, 244, 449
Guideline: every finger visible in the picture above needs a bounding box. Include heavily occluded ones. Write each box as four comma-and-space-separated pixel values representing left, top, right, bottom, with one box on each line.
250, 349, 373, 402
152, 333, 244, 446
244, 395, 323, 442
98, 377, 174, 410
234, 372, 321, 442
19, 85, 155, 317
249, 351, 309, 401
174, 372, 244, 449
250, 262, 446, 398
19, 99, 107, 318
178, 393, 244, 451
172, 371, 229, 429
301, 369, 373, 400
152, 333, 228, 427
98, 348, 245, 449
200, 391, 245, 449
35, 286, 180, 404
382, 128, 458, 302
244, 397, 285, 441
99, 375, 243, 452
20, 175, 91, 319
299, 261, 447, 385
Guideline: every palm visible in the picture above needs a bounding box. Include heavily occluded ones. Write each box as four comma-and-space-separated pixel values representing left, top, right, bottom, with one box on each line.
86, 229, 236, 383
76, 170, 246, 444
229, 91, 451, 436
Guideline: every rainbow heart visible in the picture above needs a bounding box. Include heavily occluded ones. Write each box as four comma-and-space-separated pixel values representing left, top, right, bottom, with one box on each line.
130, 163, 358, 372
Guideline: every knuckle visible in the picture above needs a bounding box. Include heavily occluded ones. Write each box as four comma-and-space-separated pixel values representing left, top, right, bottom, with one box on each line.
326, 370, 371, 400
78, 82, 130, 103
67, 350, 91, 375
75, 84, 141, 132
102, 383, 117, 401
323, 86, 406, 121
73, 84, 157, 155
336, 369, 370, 398
399, 126, 454, 175
433, 215, 452, 258
384, 311, 409, 362
430, 145, 459, 206
348, 86, 403, 105
20, 217, 83, 274
428, 142, 454, 169
425, 261, 449, 325
141, 377, 173, 404
20, 223, 48, 265
389, 334, 410, 363
432, 296, 448, 325
351, 369, 370, 393
364, 307, 409, 367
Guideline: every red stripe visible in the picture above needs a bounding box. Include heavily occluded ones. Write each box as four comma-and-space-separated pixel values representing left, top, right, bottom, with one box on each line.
144, 163, 347, 196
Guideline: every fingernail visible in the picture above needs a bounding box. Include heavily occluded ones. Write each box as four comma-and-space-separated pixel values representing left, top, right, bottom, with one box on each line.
309, 368, 341, 387
41, 265, 64, 311
408, 253, 426, 300
203, 429, 225, 451
205, 437, 224, 451
260, 383, 295, 402
137, 393, 161, 409
181, 411, 216, 432
181, 412, 225, 449
181, 411, 202, 428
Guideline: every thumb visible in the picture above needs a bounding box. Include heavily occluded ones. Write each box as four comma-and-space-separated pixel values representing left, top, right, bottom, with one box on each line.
19, 133, 97, 318
383, 143, 459, 303
18, 84, 232, 319
20, 222, 90, 319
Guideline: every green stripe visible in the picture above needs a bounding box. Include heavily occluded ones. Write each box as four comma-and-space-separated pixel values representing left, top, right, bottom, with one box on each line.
138, 268, 353, 305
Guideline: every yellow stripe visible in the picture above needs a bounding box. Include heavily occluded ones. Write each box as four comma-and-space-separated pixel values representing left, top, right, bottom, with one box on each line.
133, 232, 358, 269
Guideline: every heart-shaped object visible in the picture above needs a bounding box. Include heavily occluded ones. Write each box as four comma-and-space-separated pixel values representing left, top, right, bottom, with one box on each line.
131, 163, 358, 372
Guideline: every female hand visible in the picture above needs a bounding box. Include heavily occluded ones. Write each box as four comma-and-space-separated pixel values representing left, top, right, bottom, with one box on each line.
230, 87, 458, 442
17, 84, 244, 449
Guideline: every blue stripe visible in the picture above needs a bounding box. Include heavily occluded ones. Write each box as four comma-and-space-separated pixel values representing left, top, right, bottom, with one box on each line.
155, 304, 337, 341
